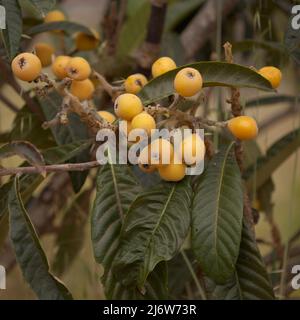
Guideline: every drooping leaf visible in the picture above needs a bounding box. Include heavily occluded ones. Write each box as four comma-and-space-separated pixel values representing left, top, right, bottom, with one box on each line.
116, 0, 150, 58
245, 128, 300, 189
27, 0, 56, 16
0, 141, 45, 169
112, 179, 193, 289
138, 62, 273, 105
245, 94, 296, 108
205, 220, 275, 300
8, 176, 73, 300
91, 163, 141, 298
27, 21, 93, 36
192, 143, 243, 283
165, 0, 205, 31
38, 91, 90, 192
0, 0, 22, 60
52, 189, 91, 276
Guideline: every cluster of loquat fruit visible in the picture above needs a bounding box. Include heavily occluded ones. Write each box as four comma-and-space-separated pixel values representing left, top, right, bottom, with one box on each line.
10, 11, 283, 182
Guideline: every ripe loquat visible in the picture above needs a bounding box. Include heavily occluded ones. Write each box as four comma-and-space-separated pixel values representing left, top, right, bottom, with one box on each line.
131, 112, 156, 136
158, 155, 186, 182
227, 116, 258, 140
138, 163, 156, 174
51, 55, 71, 79
179, 133, 205, 165
70, 78, 95, 101
75, 30, 100, 51
124, 73, 148, 94
11, 52, 42, 82
174, 67, 203, 97
98, 111, 116, 124
258, 66, 282, 89
114, 93, 143, 121
66, 57, 91, 81
44, 10, 66, 23
34, 43, 55, 67
151, 57, 176, 78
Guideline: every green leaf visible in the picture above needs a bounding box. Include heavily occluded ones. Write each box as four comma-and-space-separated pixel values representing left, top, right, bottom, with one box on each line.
91, 163, 141, 298
27, 0, 56, 16
38, 91, 90, 192
8, 176, 73, 300
42, 139, 92, 165
245, 128, 300, 189
0, 0, 22, 60
27, 21, 93, 36
138, 62, 273, 105
106, 262, 169, 300
116, 0, 150, 58
52, 189, 91, 276
112, 179, 193, 289
165, 0, 205, 31
0, 141, 45, 168
245, 94, 296, 108
205, 220, 275, 300
192, 143, 243, 283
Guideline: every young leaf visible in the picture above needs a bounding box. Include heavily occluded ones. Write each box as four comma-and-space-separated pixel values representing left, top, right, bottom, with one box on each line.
27, 21, 93, 36
27, 0, 56, 16
8, 176, 73, 300
112, 179, 193, 289
138, 62, 273, 105
192, 143, 243, 283
0, 0, 22, 60
91, 163, 140, 297
205, 220, 275, 300
245, 128, 300, 189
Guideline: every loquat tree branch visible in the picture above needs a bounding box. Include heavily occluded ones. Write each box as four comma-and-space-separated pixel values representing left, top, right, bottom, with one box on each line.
0, 161, 100, 177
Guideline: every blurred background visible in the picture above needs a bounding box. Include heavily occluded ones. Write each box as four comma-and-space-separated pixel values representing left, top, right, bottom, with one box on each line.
0, 0, 300, 299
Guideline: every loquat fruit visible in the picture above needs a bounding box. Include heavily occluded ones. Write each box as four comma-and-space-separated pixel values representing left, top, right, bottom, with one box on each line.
149, 138, 174, 167
158, 155, 186, 182
98, 110, 116, 124
227, 116, 258, 140
138, 163, 156, 174
66, 57, 91, 81
75, 30, 100, 51
151, 57, 177, 78
70, 78, 95, 101
11, 52, 42, 82
34, 43, 55, 67
44, 10, 66, 23
114, 93, 143, 121
124, 73, 148, 94
131, 112, 156, 136
258, 66, 282, 89
179, 133, 206, 165
51, 55, 71, 79
174, 67, 203, 97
